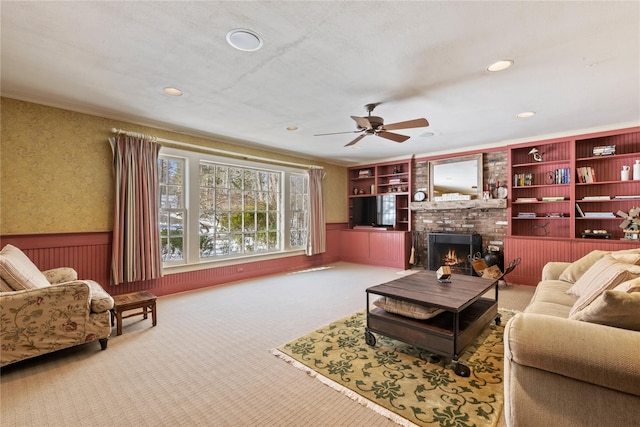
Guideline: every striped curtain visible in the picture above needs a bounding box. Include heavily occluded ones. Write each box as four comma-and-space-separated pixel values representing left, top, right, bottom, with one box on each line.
306, 168, 326, 256
110, 136, 162, 285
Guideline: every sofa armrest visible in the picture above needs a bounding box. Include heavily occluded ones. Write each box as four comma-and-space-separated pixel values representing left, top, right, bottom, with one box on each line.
505, 313, 640, 396
43, 267, 78, 284
0, 282, 93, 366
541, 262, 571, 281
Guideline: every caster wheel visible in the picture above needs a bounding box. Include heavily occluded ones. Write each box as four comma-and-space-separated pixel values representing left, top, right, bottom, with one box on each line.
454, 362, 471, 377
364, 330, 376, 346
495, 314, 502, 326
429, 355, 441, 364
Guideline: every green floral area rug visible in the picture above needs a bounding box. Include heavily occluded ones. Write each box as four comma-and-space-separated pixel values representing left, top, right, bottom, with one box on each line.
271, 310, 513, 427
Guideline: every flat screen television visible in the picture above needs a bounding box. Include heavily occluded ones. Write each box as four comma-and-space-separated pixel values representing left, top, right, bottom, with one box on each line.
352, 195, 396, 227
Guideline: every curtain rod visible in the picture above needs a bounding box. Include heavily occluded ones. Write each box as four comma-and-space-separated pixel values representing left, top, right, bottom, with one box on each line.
110, 128, 323, 170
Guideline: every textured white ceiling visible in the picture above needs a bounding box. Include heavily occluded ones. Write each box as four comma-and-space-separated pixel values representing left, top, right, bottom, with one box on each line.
2, 1, 639, 166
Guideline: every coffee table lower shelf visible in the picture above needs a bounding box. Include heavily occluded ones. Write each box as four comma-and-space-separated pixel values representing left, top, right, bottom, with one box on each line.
365, 298, 499, 376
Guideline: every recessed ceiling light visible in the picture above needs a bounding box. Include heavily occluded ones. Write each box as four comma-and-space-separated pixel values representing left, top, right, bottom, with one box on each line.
163, 87, 183, 96
487, 60, 514, 72
286, 126, 299, 131
419, 131, 436, 138
517, 111, 536, 118
226, 28, 263, 51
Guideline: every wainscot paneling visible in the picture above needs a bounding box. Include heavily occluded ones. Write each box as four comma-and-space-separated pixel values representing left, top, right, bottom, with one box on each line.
1, 223, 345, 297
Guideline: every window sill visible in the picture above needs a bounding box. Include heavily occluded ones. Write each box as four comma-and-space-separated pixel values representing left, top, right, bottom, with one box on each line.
162, 249, 306, 275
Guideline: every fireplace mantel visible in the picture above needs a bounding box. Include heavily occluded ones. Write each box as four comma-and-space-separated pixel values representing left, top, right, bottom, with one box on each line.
410, 199, 506, 211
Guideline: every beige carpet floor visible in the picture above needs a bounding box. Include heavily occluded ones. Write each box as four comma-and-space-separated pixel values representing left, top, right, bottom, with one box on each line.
0, 262, 534, 427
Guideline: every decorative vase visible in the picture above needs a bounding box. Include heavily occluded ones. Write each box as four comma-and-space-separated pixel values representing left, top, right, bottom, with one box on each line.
621, 165, 630, 181
633, 160, 640, 180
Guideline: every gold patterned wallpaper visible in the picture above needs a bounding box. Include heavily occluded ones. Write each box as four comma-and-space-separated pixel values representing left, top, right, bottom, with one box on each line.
0, 97, 347, 234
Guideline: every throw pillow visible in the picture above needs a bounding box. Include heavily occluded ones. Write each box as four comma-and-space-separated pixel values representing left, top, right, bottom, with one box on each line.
559, 250, 608, 283
559, 249, 640, 284
614, 277, 640, 293
373, 296, 444, 320
0, 244, 51, 291
567, 255, 640, 317
570, 290, 640, 331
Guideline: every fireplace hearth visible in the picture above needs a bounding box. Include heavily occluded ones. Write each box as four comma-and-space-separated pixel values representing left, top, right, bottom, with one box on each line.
427, 233, 482, 276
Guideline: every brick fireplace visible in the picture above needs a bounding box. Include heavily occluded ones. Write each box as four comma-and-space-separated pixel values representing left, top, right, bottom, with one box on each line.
427, 233, 482, 276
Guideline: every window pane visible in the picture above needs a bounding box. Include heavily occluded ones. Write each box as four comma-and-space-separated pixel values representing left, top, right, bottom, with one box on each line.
200, 163, 215, 186
256, 211, 267, 230
244, 212, 256, 232
215, 166, 229, 188
244, 169, 257, 190
216, 189, 229, 210
230, 167, 243, 189
230, 212, 243, 232
230, 234, 242, 254
217, 212, 230, 232
256, 232, 267, 251
230, 190, 243, 210
244, 191, 256, 210
200, 188, 215, 211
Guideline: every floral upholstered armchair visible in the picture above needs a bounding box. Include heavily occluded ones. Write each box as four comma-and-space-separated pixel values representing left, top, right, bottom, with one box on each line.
0, 244, 114, 367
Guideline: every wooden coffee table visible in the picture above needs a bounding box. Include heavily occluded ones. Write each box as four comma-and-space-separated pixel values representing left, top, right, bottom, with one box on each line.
365, 270, 499, 377
111, 290, 157, 336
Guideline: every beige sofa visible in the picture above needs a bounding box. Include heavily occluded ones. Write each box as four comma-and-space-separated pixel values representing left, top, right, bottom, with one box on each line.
503, 249, 640, 427
0, 244, 114, 367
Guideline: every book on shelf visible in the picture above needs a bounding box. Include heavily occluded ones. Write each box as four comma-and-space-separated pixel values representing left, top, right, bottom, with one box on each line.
553, 168, 571, 184
513, 172, 533, 187
517, 212, 537, 218
577, 166, 597, 183
614, 195, 640, 199
592, 145, 616, 156
584, 212, 616, 218
541, 196, 565, 201
575, 203, 585, 217
582, 196, 611, 200
516, 197, 538, 202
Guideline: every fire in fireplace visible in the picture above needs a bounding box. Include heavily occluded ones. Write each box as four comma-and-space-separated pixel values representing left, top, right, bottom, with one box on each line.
427, 233, 482, 276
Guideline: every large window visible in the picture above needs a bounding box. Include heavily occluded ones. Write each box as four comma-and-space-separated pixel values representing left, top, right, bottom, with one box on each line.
158, 147, 308, 267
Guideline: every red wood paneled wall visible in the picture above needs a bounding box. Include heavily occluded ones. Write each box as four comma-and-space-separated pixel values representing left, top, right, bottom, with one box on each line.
0, 224, 345, 297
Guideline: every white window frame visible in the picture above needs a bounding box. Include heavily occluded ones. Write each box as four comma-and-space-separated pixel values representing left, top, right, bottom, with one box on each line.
159, 146, 308, 272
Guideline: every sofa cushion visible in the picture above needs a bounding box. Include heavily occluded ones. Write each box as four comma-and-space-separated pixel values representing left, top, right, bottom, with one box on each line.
559, 249, 640, 284
374, 296, 443, 320
0, 244, 51, 291
570, 290, 640, 331
524, 300, 572, 318
529, 280, 577, 308
568, 255, 640, 317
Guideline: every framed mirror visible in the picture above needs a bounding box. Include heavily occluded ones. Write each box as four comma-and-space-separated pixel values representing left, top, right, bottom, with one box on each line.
429, 154, 483, 201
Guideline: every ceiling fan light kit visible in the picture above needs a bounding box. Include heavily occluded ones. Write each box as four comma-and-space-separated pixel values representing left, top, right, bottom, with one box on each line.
315, 103, 429, 147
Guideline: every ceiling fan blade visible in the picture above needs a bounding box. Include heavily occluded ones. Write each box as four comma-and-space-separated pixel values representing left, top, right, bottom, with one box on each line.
382, 118, 429, 131
376, 131, 410, 143
314, 130, 361, 136
351, 116, 372, 130
344, 134, 367, 147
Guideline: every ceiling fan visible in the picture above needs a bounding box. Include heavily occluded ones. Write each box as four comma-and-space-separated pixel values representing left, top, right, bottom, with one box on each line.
314, 103, 429, 147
